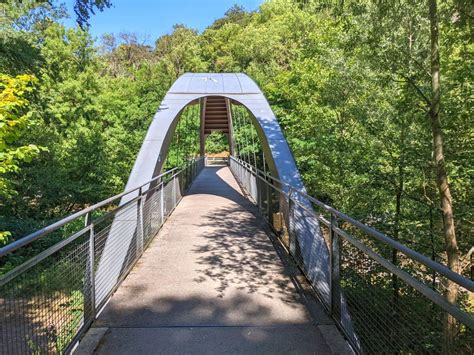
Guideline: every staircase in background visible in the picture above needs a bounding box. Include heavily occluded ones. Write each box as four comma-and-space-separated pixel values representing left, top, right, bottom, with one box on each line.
203, 96, 229, 135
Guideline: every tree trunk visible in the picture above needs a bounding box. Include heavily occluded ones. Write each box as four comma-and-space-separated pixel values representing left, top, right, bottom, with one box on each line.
428, 0, 460, 352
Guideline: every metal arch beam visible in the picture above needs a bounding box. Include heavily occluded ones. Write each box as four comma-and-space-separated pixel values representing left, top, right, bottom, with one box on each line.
94, 74, 330, 318
123, 73, 306, 203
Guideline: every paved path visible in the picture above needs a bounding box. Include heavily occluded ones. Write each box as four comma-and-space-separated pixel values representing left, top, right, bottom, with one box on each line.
84, 167, 348, 354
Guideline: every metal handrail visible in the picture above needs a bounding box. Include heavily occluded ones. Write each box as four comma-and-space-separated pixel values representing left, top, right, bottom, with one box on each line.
229, 155, 474, 353
229, 156, 474, 293
0, 158, 203, 258
333, 225, 474, 328
205, 156, 229, 165
1, 156, 206, 354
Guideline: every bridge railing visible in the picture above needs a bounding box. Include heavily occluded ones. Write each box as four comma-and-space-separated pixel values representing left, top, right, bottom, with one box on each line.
229, 156, 474, 354
0, 157, 204, 354
205, 156, 229, 166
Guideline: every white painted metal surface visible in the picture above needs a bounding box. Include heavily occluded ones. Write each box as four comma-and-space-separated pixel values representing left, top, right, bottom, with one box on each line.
97, 73, 327, 314
125, 73, 305, 197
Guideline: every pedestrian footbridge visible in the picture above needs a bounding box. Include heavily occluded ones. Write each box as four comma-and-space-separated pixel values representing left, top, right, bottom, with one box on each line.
1, 74, 472, 354
85, 165, 345, 354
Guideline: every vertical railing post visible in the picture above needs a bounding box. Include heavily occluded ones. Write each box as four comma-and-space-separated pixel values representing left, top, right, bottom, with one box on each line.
137, 187, 144, 255
187, 161, 191, 187
180, 168, 184, 195
185, 162, 189, 189
160, 182, 164, 224
172, 174, 176, 208
84, 212, 96, 324
189, 160, 192, 183
182, 164, 186, 192
266, 178, 271, 221
329, 212, 341, 320
187, 161, 190, 189
286, 188, 293, 251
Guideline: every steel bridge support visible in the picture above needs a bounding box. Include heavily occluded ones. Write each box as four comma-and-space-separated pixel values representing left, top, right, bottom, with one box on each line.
95, 74, 330, 330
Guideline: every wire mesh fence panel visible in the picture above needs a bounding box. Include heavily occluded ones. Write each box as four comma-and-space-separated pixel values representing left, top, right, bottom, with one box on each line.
0, 157, 205, 354
162, 178, 175, 218
259, 177, 270, 220
183, 166, 190, 191
174, 176, 182, 206
265, 183, 277, 227
205, 157, 229, 166
142, 188, 163, 245
337, 227, 474, 353
340, 237, 473, 353
229, 156, 474, 354
0, 230, 90, 354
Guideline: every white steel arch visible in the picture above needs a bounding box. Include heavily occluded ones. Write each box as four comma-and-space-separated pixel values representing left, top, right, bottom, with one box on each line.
123, 73, 306, 201
95, 74, 337, 334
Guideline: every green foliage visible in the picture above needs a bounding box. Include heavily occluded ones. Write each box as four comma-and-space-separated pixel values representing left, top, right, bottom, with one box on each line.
0, 1, 472, 352
0, 73, 46, 243
71, 0, 112, 28
1, 0, 472, 283
164, 103, 201, 169
205, 132, 228, 155
232, 104, 262, 166
155, 25, 207, 78
1, 0, 111, 29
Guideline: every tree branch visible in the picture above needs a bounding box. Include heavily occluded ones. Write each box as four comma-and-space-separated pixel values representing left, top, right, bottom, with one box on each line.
401, 75, 432, 108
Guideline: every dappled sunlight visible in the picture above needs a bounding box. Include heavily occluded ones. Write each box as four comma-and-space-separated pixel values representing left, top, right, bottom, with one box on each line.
90, 166, 331, 353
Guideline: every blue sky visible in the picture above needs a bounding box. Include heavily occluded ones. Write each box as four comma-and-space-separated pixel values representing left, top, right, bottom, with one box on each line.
62, 0, 263, 44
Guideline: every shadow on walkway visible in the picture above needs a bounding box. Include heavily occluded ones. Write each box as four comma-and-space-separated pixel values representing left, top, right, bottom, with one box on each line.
88, 167, 337, 354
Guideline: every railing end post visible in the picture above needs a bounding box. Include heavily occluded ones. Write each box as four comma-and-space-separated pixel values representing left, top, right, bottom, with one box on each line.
329, 212, 341, 320
85, 211, 96, 323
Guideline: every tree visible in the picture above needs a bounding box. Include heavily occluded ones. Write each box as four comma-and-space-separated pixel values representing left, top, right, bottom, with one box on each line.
100, 32, 154, 77
0, 74, 44, 243
428, 0, 460, 350
1, 1, 472, 350
155, 25, 206, 78
72, 0, 112, 28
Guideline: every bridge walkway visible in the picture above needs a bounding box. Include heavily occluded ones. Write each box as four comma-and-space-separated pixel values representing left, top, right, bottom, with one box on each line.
80, 167, 349, 354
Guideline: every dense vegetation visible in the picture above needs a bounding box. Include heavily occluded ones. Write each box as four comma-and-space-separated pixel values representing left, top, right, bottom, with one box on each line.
1, 0, 472, 290
0, 0, 472, 352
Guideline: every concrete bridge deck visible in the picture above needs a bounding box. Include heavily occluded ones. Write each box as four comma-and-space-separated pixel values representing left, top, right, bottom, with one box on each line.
79, 167, 350, 354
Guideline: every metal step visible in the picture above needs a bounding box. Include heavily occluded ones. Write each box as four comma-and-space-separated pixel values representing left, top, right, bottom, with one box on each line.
203, 97, 229, 135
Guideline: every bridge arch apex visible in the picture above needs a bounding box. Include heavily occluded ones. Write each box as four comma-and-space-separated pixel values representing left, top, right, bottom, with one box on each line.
97, 74, 332, 326
124, 73, 305, 201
